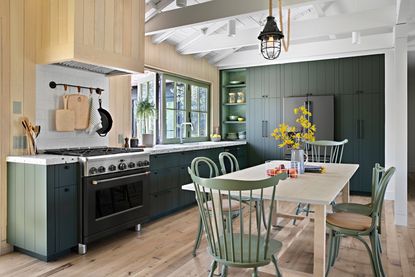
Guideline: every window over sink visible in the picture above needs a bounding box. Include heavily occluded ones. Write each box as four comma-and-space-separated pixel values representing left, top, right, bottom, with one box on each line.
161, 74, 210, 144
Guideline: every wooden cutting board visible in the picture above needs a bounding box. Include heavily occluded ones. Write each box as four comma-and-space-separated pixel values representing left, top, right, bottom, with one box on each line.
67, 94, 90, 130
56, 95, 75, 132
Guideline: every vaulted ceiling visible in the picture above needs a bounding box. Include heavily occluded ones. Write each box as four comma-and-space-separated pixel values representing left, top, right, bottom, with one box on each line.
145, 0, 415, 68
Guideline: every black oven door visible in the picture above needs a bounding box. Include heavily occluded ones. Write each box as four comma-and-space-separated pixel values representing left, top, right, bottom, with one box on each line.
82, 169, 150, 243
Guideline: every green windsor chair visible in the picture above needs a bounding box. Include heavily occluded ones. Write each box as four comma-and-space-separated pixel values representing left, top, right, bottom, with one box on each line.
188, 168, 287, 277
325, 166, 395, 277
219, 152, 269, 229
293, 139, 348, 224
191, 157, 241, 257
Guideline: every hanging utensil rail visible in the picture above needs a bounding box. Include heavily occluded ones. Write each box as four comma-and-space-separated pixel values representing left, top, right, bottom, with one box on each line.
49, 81, 104, 94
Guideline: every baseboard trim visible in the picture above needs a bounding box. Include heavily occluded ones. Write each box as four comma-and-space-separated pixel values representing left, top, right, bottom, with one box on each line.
0, 241, 13, 256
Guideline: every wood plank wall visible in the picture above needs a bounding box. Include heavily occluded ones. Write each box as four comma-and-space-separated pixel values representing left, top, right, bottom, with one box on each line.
144, 36, 220, 129
108, 75, 133, 147
37, 0, 145, 74
0, 0, 40, 255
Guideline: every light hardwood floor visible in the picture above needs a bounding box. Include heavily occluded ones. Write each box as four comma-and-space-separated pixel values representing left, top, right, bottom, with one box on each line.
0, 192, 414, 276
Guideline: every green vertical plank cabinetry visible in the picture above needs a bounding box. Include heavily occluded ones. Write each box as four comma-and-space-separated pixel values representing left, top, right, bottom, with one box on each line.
148, 145, 247, 219
7, 162, 79, 261
243, 54, 385, 195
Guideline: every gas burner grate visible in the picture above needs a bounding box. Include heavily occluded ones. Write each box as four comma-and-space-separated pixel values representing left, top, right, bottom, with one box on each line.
44, 147, 144, 157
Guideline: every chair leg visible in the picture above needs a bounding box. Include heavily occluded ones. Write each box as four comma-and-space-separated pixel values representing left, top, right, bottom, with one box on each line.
221, 265, 228, 277
377, 233, 383, 254
252, 267, 258, 277
208, 260, 218, 277
192, 216, 203, 257
326, 230, 336, 277
369, 233, 383, 277
261, 200, 268, 230
333, 235, 341, 265
373, 232, 385, 277
293, 203, 302, 225
356, 236, 379, 277
272, 255, 283, 277
305, 203, 311, 217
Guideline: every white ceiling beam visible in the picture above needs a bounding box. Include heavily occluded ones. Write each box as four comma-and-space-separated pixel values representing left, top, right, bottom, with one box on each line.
176, 22, 226, 53
145, 0, 335, 35
209, 48, 241, 64
180, 6, 395, 54
152, 30, 176, 44
195, 52, 210, 58
216, 33, 394, 68
145, 0, 175, 23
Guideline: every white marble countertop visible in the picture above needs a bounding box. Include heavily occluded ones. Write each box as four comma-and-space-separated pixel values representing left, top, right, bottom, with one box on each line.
6, 155, 79, 165
145, 140, 247, 155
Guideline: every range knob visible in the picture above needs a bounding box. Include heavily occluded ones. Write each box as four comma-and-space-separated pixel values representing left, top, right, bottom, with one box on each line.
89, 167, 98, 175
118, 162, 127, 170
143, 160, 150, 166
137, 161, 144, 167
98, 166, 106, 173
128, 162, 136, 168
108, 164, 116, 171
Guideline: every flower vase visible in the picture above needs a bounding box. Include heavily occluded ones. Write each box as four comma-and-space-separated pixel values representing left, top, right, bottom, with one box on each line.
291, 149, 305, 174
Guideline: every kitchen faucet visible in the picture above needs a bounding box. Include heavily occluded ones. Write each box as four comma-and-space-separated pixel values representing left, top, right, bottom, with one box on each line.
179, 122, 194, 144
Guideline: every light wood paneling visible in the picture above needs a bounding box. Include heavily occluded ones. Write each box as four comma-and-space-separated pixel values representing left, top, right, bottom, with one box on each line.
0, 0, 39, 254
108, 75, 132, 147
144, 36, 220, 128
37, 0, 144, 73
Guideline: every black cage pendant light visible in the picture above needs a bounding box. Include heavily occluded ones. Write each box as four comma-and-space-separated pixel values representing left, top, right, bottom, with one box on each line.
258, 0, 284, 60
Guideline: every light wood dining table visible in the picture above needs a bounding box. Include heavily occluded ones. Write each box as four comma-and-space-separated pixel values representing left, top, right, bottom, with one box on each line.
182, 161, 359, 277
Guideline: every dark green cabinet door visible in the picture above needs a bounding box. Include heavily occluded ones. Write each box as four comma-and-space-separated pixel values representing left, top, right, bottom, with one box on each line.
150, 167, 179, 193
264, 98, 283, 161
247, 98, 265, 166
358, 55, 384, 94
356, 92, 385, 194
150, 189, 179, 217
55, 185, 77, 252
337, 57, 359, 95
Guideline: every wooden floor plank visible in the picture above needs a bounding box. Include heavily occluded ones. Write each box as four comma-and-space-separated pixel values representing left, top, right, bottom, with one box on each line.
0, 194, 414, 276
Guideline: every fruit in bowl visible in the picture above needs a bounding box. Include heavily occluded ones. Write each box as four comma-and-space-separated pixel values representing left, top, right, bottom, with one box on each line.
210, 134, 221, 142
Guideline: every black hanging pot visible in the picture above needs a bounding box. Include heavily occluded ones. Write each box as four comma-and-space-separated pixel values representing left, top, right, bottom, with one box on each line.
96, 98, 113, 137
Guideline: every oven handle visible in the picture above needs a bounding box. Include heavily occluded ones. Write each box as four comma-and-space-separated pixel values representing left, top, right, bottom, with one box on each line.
91, 171, 151, 185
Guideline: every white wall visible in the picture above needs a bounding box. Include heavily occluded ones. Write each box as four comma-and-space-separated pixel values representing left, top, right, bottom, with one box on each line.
36, 65, 109, 149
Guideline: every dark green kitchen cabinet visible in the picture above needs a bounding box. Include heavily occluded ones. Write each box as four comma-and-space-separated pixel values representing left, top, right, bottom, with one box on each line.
148, 145, 247, 219
243, 54, 385, 194
8, 162, 79, 261
246, 97, 283, 166
336, 92, 385, 194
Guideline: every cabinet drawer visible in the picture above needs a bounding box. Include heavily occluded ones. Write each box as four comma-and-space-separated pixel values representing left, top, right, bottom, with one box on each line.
150, 153, 185, 170
54, 163, 79, 188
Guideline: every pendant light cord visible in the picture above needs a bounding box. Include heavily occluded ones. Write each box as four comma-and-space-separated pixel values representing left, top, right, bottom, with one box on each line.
269, 0, 273, 16
278, 0, 291, 51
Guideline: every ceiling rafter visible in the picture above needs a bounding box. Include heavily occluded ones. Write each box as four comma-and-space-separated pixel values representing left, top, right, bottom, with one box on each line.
216, 32, 394, 68
176, 21, 227, 53
179, 6, 395, 55
209, 48, 242, 64
145, 0, 336, 35
145, 0, 175, 23
152, 30, 176, 44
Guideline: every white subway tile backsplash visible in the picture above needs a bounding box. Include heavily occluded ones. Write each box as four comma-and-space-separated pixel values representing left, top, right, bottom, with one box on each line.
36, 65, 110, 149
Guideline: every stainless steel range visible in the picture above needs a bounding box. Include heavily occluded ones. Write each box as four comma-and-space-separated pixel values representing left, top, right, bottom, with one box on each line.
44, 147, 150, 254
